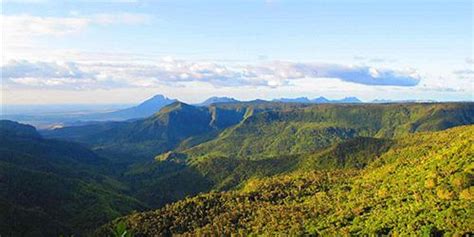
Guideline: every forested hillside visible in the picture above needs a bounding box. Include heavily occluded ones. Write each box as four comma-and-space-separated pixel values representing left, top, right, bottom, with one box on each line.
2, 102, 473, 236
185, 102, 473, 159
124, 102, 474, 200
0, 121, 146, 236
98, 125, 474, 236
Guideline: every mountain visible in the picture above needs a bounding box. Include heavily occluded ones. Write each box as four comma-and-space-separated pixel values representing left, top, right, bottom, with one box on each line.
42, 102, 248, 163
333, 96, 362, 103
97, 125, 474, 236
1, 95, 176, 128
372, 99, 395, 103
372, 99, 439, 103
0, 120, 145, 236
0, 120, 41, 139
197, 97, 240, 106
273, 97, 311, 103
44, 102, 474, 176
4, 102, 474, 236
83, 94, 177, 121
274, 96, 362, 104
311, 96, 330, 103
97, 102, 473, 206
183, 103, 473, 161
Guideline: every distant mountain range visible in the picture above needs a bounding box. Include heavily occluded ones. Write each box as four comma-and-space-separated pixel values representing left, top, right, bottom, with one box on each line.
371, 99, 437, 103
3, 94, 444, 129
196, 95, 365, 105
273, 96, 362, 103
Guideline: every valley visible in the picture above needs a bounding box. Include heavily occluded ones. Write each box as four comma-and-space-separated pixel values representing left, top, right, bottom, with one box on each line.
1, 101, 473, 236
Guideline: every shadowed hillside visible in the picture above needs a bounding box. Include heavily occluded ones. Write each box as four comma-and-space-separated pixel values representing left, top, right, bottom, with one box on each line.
0, 120, 146, 237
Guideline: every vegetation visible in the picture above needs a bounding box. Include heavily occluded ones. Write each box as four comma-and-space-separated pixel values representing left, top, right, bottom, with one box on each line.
185, 103, 474, 160
122, 102, 474, 201
2, 102, 474, 236
0, 121, 146, 236
98, 125, 474, 236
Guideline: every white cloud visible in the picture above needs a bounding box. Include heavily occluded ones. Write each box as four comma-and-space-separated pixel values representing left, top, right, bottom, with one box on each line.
466, 57, 474, 65
1, 59, 421, 90
453, 69, 474, 75
1, 13, 152, 36
1, 13, 153, 51
1, 15, 89, 43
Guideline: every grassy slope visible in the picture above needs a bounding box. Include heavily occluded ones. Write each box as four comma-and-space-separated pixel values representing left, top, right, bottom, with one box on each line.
100, 125, 474, 236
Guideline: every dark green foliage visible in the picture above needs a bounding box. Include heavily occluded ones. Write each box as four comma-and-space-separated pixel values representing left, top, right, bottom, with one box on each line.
0, 120, 146, 236
123, 160, 213, 207
0, 120, 41, 139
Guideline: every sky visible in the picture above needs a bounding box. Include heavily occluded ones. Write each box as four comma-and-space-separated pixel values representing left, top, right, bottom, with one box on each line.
1, 0, 473, 104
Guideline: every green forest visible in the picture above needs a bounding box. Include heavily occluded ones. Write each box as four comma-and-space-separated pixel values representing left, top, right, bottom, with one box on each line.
1, 102, 473, 236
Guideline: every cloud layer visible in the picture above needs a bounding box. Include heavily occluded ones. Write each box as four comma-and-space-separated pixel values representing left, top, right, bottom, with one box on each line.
1, 59, 421, 90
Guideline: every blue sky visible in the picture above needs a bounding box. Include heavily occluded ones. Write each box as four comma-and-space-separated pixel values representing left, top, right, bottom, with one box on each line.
1, 0, 473, 104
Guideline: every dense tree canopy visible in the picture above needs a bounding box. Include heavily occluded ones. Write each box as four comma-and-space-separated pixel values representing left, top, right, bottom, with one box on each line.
99, 125, 474, 236
2, 102, 473, 236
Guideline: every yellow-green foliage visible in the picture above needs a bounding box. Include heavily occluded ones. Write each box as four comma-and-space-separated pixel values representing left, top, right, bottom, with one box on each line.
99, 125, 474, 236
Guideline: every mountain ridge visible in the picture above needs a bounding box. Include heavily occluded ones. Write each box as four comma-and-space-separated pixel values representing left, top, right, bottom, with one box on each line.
196, 97, 240, 106
273, 96, 362, 103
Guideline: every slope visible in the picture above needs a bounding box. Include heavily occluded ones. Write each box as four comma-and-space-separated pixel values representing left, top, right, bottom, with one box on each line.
98, 125, 474, 236
123, 103, 473, 205
185, 103, 474, 160
0, 120, 145, 237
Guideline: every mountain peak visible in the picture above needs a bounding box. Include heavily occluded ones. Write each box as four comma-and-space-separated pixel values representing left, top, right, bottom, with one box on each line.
141, 94, 176, 106
93, 94, 177, 120
337, 97, 362, 103
273, 97, 311, 103
159, 101, 195, 113
197, 96, 239, 106
311, 96, 330, 103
